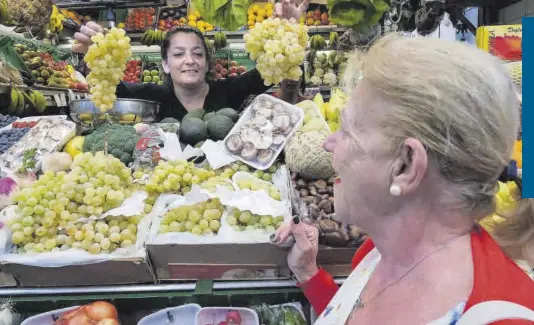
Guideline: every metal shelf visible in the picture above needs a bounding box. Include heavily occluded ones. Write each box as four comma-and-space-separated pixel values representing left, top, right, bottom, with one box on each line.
0, 278, 346, 299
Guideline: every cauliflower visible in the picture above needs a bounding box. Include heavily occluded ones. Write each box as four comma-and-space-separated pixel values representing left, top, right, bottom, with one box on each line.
317, 53, 327, 64
313, 59, 322, 69
314, 68, 325, 78
323, 72, 337, 86
310, 75, 322, 85
82, 124, 140, 165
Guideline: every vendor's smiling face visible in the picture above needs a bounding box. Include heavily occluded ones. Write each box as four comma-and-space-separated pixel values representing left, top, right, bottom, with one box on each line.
163, 32, 209, 87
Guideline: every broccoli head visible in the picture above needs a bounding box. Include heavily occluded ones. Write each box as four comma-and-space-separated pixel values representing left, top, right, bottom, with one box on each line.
82, 124, 140, 165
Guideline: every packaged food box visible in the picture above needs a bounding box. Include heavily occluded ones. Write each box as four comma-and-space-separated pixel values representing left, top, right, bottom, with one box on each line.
476, 24, 522, 61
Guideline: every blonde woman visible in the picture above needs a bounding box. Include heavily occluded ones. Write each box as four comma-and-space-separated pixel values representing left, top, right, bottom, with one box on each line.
275, 34, 534, 324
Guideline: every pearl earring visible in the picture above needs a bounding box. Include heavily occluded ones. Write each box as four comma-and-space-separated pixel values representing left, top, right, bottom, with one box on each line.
389, 184, 402, 196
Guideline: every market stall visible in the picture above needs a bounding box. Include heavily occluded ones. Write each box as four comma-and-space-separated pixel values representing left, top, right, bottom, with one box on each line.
0, 0, 524, 323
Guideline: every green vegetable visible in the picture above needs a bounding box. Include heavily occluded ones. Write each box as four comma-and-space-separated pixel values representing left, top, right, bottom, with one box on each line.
192, 0, 250, 31
207, 115, 235, 140
327, 0, 389, 30
179, 117, 208, 146
216, 107, 240, 122
182, 109, 205, 121
18, 148, 37, 173
82, 124, 139, 165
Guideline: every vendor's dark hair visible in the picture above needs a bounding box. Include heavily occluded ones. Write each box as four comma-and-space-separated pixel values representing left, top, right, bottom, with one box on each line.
161, 26, 215, 81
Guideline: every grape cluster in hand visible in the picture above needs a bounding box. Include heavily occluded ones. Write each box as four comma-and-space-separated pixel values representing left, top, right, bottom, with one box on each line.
0, 128, 30, 154
0, 115, 18, 129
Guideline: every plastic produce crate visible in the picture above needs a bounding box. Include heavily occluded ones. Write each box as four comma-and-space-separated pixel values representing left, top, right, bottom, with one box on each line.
138, 304, 201, 325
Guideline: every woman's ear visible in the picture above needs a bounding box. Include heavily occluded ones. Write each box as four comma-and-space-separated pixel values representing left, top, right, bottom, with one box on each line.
390, 138, 428, 195
162, 60, 171, 74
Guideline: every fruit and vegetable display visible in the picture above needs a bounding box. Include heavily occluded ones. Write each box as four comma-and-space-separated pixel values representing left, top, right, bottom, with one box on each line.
159, 198, 224, 235
8, 151, 139, 254
48, 5, 64, 35
125, 7, 156, 32
247, 2, 274, 28
326, 0, 389, 29
228, 208, 284, 232
179, 108, 239, 146
0, 114, 18, 128
5, 0, 53, 28
302, 7, 330, 26
141, 62, 163, 85
140, 29, 167, 47
122, 59, 142, 83
214, 58, 248, 79
244, 17, 308, 86
144, 159, 214, 195
187, 9, 215, 32
52, 301, 120, 325
14, 43, 87, 91
158, 6, 188, 31
252, 303, 307, 325
0, 127, 30, 154
85, 27, 132, 112
307, 51, 348, 86
224, 95, 302, 169
4, 88, 48, 116
82, 124, 139, 165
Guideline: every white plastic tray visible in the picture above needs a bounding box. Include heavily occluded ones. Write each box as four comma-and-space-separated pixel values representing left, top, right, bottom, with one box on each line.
222, 94, 304, 171
138, 303, 201, 325
21, 305, 80, 325
196, 307, 259, 325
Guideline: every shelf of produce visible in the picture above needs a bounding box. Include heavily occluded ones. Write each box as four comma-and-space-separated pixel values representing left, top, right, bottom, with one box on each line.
55, 0, 166, 10
0, 83, 87, 108
127, 26, 348, 45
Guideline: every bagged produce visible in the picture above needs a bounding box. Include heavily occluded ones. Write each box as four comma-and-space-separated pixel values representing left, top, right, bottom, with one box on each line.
251, 303, 307, 325
132, 123, 180, 171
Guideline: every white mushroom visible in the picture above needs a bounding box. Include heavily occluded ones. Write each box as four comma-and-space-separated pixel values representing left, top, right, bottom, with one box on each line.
252, 134, 273, 150
273, 134, 286, 146
255, 108, 272, 119
272, 103, 286, 115
272, 114, 292, 132
240, 127, 260, 143
225, 134, 245, 154
257, 149, 275, 165
241, 142, 258, 160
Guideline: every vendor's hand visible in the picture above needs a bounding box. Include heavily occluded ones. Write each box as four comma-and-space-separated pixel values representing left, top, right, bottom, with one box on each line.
73, 22, 105, 54
274, 0, 310, 20
275, 216, 319, 283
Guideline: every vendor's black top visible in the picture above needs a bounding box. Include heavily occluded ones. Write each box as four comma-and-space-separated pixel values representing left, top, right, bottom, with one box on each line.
116, 69, 270, 121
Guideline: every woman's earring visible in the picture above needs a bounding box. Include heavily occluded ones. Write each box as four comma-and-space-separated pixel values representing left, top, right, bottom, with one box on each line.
389, 184, 402, 196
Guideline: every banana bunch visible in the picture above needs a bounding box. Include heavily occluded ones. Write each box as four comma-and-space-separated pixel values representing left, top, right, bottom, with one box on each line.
205, 37, 214, 55
329, 32, 339, 50
310, 34, 326, 50
141, 29, 166, 46
5, 88, 46, 116
49, 5, 64, 34
214, 31, 227, 49
0, 0, 8, 24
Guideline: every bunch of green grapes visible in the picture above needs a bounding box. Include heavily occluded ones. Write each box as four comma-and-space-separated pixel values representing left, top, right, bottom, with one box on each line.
85, 27, 132, 112
143, 193, 159, 215
215, 161, 281, 180
236, 176, 281, 200
145, 160, 215, 195
227, 208, 284, 232
200, 176, 235, 193
9, 152, 134, 248
159, 199, 224, 236
244, 17, 308, 86
13, 215, 142, 255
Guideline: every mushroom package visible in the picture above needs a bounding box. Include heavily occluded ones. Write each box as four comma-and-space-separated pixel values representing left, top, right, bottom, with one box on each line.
224, 95, 303, 169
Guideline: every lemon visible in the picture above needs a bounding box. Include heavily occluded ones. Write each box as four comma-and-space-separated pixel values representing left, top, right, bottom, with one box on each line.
188, 14, 197, 21
64, 136, 85, 158
188, 20, 197, 27
197, 20, 204, 28
251, 4, 260, 13
257, 9, 266, 18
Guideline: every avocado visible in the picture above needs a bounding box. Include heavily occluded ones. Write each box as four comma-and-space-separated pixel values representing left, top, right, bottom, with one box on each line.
179, 117, 208, 146
182, 109, 205, 121
160, 117, 180, 123
207, 115, 235, 141
216, 108, 239, 122
203, 112, 216, 123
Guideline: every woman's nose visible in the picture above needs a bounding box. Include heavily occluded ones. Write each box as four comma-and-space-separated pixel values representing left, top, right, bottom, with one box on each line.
323, 132, 338, 153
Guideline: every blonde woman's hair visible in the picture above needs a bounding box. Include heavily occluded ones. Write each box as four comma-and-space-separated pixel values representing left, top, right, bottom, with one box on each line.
344, 33, 520, 218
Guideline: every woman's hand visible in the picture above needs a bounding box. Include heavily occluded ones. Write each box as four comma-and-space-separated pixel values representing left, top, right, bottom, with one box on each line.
72, 22, 105, 54
275, 216, 320, 283
274, 0, 310, 20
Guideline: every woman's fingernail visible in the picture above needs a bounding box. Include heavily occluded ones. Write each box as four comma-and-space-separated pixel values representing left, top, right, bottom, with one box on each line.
293, 216, 300, 224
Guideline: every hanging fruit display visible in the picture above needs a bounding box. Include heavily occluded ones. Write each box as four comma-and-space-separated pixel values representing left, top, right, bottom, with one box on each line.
301, 7, 330, 26
6, 0, 53, 27
158, 6, 188, 31
187, 9, 214, 32
140, 29, 167, 47
48, 5, 64, 35
214, 32, 227, 50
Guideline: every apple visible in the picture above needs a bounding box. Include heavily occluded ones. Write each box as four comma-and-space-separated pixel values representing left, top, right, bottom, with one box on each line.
229, 66, 237, 74
237, 66, 246, 74
143, 70, 151, 77
150, 70, 159, 76
220, 68, 228, 76
215, 63, 223, 72
230, 60, 237, 67
143, 76, 152, 82
152, 76, 160, 83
